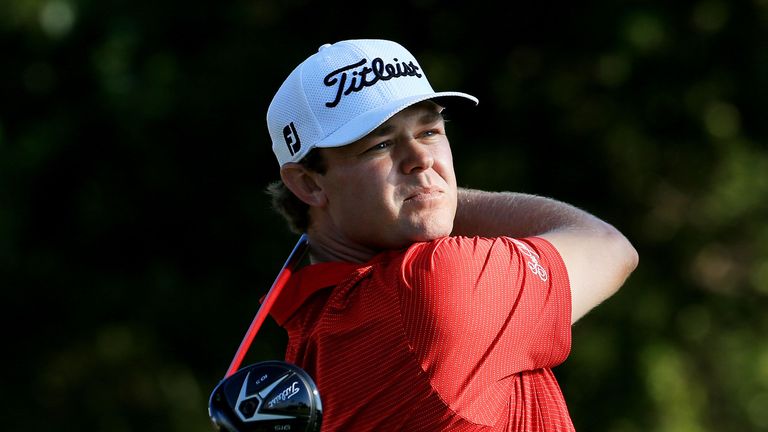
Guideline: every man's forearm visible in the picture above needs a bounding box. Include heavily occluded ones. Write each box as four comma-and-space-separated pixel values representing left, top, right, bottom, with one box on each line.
452, 188, 615, 238
453, 188, 639, 323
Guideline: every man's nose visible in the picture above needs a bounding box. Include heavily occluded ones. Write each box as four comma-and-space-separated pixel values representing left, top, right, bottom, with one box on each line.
400, 139, 434, 174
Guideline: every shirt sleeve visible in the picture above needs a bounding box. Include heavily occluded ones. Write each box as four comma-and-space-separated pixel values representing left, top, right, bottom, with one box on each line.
398, 235, 571, 425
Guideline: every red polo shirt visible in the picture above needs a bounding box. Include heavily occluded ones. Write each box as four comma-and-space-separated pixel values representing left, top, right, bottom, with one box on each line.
271, 236, 574, 431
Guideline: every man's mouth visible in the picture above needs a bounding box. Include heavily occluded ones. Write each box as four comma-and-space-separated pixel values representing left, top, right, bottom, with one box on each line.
404, 187, 443, 202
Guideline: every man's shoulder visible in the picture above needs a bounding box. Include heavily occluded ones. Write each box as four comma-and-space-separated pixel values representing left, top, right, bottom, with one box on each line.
393, 235, 563, 279
403, 235, 520, 258
394, 236, 505, 272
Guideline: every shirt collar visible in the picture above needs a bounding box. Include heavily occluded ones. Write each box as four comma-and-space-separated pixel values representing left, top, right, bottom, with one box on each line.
270, 261, 366, 325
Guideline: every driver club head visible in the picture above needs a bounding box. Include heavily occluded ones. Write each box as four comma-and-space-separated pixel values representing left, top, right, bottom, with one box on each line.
208, 360, 322, 432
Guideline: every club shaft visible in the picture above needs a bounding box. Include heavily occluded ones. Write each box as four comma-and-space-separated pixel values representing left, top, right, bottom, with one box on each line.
224, 234, 309, 378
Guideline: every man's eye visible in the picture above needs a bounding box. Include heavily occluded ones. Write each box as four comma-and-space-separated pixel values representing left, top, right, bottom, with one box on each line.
365, 141, 391, 152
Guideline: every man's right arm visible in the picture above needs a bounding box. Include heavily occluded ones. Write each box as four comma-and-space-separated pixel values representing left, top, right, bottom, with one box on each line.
452, 188, 639, 324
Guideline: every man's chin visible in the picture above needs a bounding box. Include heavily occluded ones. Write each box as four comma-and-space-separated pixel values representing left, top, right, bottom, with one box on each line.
405, 224, 454, 244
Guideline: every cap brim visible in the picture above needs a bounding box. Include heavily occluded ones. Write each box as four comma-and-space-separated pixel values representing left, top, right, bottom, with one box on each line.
314, 91, 478, 149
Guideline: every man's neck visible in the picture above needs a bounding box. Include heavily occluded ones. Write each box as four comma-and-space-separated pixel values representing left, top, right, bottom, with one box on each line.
306, 227, 381, 264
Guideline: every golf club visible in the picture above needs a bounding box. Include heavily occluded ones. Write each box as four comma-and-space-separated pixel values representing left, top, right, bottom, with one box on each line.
208, 234, 322, 432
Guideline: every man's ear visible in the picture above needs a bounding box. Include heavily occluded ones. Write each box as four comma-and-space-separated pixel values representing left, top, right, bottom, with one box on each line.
280, 163, 327, 207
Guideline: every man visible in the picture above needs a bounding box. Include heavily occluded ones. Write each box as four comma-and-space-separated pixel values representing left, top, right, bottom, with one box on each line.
264, 39, 638, 431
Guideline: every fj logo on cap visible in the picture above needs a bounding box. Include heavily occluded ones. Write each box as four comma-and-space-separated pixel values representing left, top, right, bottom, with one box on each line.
282, 122, 301, 156
323, 57, 423, 108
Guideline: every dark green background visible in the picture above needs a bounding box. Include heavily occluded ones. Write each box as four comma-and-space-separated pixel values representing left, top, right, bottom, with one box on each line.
3, 0, 767, 430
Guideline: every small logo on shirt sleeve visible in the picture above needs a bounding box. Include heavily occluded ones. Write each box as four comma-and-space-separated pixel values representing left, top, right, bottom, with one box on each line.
510, 239, 548, 282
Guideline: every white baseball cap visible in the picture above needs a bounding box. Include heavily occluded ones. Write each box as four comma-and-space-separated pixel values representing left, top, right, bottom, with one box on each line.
267, 39, 478, 166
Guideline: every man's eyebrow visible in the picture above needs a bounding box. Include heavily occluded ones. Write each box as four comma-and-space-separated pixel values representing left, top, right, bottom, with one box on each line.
369, 124, 394, 138
418, 109, 444, 125
367, 109, 445, 138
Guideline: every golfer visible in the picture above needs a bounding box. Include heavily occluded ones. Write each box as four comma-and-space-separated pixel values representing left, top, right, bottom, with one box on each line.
264, 39, 638, 431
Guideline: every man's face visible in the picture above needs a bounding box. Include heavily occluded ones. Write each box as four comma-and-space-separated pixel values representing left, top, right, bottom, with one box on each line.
315, 101, 458, 251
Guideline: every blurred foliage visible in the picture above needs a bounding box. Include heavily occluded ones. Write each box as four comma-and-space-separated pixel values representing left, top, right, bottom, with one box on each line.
2, 0, 767, 431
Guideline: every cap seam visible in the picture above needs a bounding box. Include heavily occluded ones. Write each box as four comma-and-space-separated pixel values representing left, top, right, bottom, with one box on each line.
295, 61, 323, 163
